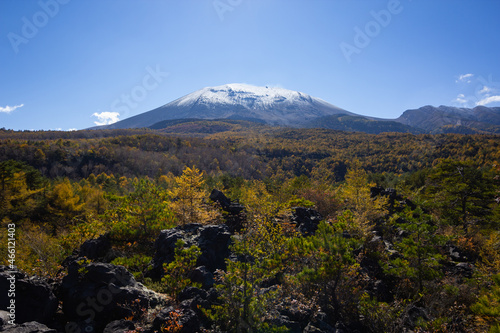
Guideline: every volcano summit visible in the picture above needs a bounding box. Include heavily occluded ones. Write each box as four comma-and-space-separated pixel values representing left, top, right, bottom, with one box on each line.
97, 83, 352, 129
94, 83, 500, 134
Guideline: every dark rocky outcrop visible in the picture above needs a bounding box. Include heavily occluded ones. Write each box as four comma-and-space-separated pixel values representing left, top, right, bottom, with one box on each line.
210, 189, 246, 231
274, 297, 315, 332
103, 319, 135, 333
150, 223, 232, 278
303, 312, 335, 333
152, 306, 200, 333
445, 242, 478, 263
79, 234, 112, 261
209, 189, 245, 215
269, 315, 302, 333
370, 186, 401, 200
443, 261, 475, 280
360, 256, 393, 303
404, 305, 429, 329
59, 261, 164, 332
178, 286, 217, 317
291, 207, 323, 235
61, 234, 115, 269
152, 286, 218, 332
0, 266, 58, 325
0, 310, 9, 327
152, 306, 175, 332
371, 186, 417, 214
187, 265, 214, 289
0, 321, 57, 333
197, 224, 232, 271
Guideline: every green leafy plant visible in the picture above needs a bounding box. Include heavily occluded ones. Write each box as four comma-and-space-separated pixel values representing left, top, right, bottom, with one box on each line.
111, 254, 152, 281
291, 220, 359, 322
109, 178, 175, 241
427, 159, 495, 229
161, 239, 201, 298
471, 274, 500, 333
206, 219, 290, 332
385, 207, 445, 294
358, 293, 408, 333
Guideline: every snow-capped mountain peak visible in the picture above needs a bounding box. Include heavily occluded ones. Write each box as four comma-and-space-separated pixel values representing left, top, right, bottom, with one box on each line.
102, 83, 350, 129
174, 83, 329, 110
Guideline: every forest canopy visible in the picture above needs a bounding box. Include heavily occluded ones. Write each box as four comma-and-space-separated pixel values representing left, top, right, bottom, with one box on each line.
0, 127, 499, 332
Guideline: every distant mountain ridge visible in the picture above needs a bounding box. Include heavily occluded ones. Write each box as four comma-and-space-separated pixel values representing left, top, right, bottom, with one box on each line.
93, 84, 500, 134
304, 114, 423, 134
395, 105, 500, 134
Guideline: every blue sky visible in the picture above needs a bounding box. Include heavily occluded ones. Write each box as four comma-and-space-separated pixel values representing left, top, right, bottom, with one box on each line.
1, 0, 499, 130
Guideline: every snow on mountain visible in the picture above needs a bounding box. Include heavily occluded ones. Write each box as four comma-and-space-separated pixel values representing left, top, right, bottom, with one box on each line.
101, 83, 351, 129
175, 84, 325, 109
91, 83, 500, 134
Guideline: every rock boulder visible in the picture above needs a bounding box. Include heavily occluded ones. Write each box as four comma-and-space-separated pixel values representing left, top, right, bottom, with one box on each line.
0, 266, 58, 325
291, 207, 323, 235
151, 223, 231, 278
59, 261, 163, 332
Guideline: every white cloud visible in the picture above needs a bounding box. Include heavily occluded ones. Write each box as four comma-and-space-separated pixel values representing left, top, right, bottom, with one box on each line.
453, 74, 500, 107
456, 73, 474, 83
454, 93, 468, 105
476, 95, 500, 106
479, 86, 493, 94
92, 111, 120, 125
0, 103, 24, 113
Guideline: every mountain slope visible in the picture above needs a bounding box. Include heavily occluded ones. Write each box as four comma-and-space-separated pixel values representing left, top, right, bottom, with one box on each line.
395, 105, 500, 133
100, 83, 352, 129
304, 114, 423, 134
148, 118, 267, 137
93, 84, 500, 134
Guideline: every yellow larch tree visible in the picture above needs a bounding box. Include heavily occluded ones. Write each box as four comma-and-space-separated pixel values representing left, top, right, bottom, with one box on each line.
169, 166, 219, 225
338, 160, 387, 240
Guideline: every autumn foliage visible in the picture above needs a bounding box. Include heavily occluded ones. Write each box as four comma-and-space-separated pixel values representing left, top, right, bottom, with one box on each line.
0, 128, 499, 332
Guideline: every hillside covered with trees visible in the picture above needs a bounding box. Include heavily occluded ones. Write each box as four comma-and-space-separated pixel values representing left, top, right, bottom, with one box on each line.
0, 126, 499, 332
